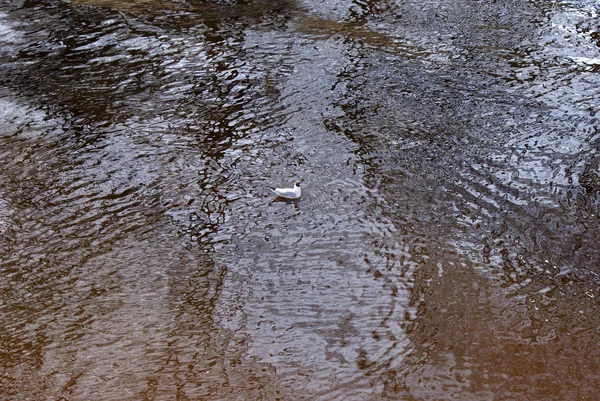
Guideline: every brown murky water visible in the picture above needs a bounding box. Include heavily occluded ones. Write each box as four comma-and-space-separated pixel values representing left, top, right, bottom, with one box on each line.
1, 0, 599, 400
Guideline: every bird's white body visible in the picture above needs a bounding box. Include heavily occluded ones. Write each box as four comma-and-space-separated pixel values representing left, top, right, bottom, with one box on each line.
273, 180, 302, 199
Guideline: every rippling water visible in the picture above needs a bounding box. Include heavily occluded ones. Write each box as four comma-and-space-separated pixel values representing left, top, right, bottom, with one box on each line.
1, 0, 599, 400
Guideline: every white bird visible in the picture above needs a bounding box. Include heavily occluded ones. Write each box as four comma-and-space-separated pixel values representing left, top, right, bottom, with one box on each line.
272, 180, 303, 199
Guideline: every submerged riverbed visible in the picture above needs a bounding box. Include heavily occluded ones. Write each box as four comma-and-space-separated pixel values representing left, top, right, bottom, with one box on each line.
1, 0, 600, 400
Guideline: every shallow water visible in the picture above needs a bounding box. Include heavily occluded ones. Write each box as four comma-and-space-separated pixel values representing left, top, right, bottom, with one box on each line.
1, 0, 599, 400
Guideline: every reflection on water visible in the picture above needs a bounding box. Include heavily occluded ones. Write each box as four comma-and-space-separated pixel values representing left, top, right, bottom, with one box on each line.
1, 0, 600, 400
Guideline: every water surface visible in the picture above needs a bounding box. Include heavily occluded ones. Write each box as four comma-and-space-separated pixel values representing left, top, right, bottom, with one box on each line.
1, 0, 600, 400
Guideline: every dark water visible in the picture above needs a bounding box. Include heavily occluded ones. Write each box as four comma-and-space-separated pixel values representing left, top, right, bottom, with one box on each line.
1, 0, 599, 399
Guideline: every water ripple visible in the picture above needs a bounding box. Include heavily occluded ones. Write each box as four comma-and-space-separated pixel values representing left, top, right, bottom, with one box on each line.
1, 0, 600, 400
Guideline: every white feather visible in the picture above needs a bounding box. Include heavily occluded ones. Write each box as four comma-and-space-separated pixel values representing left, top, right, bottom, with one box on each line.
272, 180, 302, 199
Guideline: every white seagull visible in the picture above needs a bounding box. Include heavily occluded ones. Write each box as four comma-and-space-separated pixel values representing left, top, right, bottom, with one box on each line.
272, 180, 303, 199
